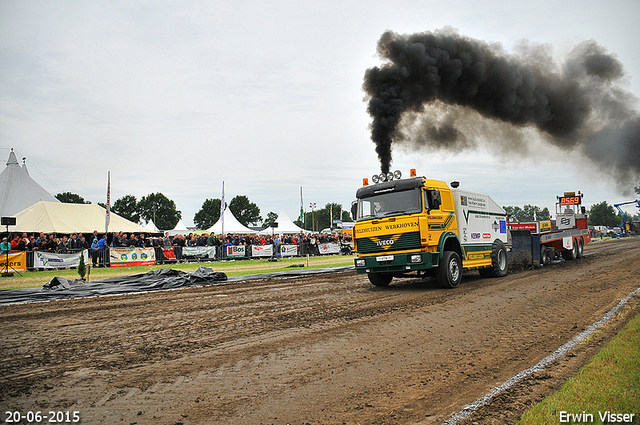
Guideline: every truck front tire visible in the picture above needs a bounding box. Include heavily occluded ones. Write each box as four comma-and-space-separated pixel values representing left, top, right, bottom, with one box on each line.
437, 251, 462, 288
368, 273, 393, 287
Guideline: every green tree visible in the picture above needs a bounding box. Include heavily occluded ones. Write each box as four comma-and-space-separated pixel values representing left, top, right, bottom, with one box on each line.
503, 206, 523, 221
138, 193, 181, 231
112, 195, 140, 223
588, 201, 622, 227
194, 198, 222, 230
262, 211, 279, 228
56, 192, 90, 204
77, 254, 86, 280
503, 205, 549, 221
229, 195, 261, 226
298, 202, 347, 231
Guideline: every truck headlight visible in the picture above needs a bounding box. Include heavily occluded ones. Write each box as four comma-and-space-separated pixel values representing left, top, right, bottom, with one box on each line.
409, 254, 422, 263
355, 259, 366, 267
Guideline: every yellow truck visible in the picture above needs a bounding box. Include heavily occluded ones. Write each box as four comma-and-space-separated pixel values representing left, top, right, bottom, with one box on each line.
351, 169, 509, 288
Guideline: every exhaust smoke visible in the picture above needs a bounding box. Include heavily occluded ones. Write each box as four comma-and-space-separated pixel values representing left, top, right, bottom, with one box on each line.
363, 29, 640, 189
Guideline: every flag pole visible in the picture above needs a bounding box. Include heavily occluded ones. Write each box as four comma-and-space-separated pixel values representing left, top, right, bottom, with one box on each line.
220, 181, 225, 238
105, 171, 111, 234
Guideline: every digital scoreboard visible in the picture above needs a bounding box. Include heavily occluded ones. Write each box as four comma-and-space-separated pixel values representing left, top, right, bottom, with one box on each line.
559, 194, 582, 205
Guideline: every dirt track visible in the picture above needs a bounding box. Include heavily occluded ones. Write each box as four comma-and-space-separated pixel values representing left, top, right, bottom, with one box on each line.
1, 238, 639, 425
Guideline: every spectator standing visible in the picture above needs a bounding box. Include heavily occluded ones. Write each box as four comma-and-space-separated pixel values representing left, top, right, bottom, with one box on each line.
57, 236, 70, 253
69, 234, 79, 251
90, 236, 99, 267
45, 235, 57, 252
1, 237, 9, 254
97, 234, 108, 267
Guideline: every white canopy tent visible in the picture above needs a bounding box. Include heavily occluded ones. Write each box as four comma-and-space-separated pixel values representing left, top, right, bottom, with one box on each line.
0, 149, 59, 217
206, 207, 257, 235
6, 201, 157, 235
144, 219, 160, 232
168, 219, 190, 236
258, 209, 309, 235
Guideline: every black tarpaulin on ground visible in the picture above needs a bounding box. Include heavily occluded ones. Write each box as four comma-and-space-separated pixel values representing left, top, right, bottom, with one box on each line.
0, 265, 355, 306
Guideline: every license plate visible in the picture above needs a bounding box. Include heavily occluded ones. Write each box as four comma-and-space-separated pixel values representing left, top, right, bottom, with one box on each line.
376, 255, 394, 262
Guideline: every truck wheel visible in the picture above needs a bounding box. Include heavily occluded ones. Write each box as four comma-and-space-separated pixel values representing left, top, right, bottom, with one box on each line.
576, 238, 584, 259
540, 246, 549, 266
562, 239, 578, 260
368, 273, 393, 287
437, 251, 462, 288
479, 240, 509, 278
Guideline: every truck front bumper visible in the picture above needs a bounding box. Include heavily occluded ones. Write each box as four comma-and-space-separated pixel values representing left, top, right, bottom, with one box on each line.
354, 252, 440, 274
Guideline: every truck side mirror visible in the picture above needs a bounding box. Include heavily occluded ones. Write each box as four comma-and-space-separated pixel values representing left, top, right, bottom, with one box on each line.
350, 201, 357, 220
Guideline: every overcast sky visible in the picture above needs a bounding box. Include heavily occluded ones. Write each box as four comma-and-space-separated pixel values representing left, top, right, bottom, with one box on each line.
1, 0, 639, 227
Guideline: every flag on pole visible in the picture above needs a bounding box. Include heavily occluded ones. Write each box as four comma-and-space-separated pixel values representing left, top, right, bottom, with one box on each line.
220, 181, 225, 236
299, 186, 304, 223
105, 171, 111, 233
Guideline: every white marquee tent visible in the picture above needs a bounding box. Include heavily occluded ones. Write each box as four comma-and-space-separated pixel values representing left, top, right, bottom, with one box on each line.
144, 219, 160, 232
258, 209, 309, 235
0, 149, 59, 217
6, 201, 158, 235
168, 219, 190, 236
206, 207, 257, 235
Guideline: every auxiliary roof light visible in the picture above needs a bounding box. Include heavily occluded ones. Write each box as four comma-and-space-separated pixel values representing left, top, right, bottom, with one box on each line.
371, 170, 403, 183
363, 178, 369, 186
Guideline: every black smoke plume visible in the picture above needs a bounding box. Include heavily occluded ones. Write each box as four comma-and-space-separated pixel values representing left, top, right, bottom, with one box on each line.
363, 29, 640, 188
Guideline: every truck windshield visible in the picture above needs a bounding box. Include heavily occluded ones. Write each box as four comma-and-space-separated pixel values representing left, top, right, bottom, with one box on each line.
357, 188, 422, 220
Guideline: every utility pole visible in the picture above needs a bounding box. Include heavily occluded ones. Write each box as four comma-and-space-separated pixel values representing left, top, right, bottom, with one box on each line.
310, 202, 316, 232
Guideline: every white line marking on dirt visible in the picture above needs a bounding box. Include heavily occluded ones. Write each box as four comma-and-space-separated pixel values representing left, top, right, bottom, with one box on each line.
441, 286, 640, 425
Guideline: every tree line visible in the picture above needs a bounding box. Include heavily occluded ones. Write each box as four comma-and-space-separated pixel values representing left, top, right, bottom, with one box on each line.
503, 201, 639, 227
55, 192, 350, 231
55, 191, 638, 231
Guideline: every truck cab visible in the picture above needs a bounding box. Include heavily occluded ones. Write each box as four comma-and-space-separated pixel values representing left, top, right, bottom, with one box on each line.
352, 169, 509, 288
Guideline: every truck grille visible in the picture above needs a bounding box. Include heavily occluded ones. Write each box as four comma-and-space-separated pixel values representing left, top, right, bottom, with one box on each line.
356, 231, 421, 254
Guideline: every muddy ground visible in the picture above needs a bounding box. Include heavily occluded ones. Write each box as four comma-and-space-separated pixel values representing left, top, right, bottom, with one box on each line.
1, 238, 639, 425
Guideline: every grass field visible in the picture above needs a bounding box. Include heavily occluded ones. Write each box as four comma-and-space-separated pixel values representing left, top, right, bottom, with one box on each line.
0, 254, 356, 291
518, 312, 640, 424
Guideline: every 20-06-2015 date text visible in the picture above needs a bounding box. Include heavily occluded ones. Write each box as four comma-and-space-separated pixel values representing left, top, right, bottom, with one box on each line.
4, 411, 80, 424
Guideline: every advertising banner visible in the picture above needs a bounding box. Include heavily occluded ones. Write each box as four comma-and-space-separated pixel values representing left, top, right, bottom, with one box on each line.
1, 252, 27, 273
110, 247, 156, 267
251, 245, 273, 257
33, 250, 88, 270
226, 245, 245, 259
182, 246, 216, 259
280, 244, 298, 257
317, 243, 340, 255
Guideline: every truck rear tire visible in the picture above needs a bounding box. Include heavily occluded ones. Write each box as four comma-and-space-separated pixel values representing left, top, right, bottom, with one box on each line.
576, 238, 584, 259
479, 240, 509, 278
368, 273, 393, 287
562, 239, 578, 260
437, 251, 462, 288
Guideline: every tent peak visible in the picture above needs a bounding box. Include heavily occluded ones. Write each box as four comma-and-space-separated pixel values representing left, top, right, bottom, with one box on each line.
6, 149, 19, 166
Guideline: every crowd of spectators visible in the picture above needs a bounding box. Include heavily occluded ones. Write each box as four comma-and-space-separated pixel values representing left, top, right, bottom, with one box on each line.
1, 229, 353, 255
0, 232, 91, 254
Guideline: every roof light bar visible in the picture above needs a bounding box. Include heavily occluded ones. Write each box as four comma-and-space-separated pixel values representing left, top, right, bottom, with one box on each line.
370, 169, 405, 183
